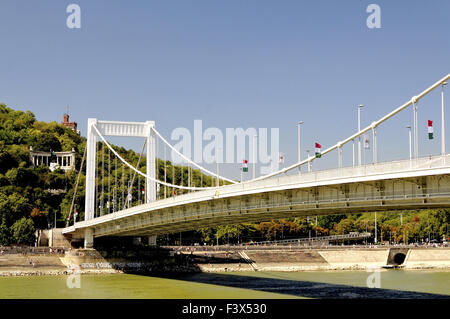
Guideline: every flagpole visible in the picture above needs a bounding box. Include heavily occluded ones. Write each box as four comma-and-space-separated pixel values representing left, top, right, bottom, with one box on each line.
358, 104, 364, 166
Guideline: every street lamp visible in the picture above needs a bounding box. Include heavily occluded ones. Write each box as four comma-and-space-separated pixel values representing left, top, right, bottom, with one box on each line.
406, 125, 412, 160
442, 82, 448, 155
358, 105, 364, 166
298, 121, 304, 173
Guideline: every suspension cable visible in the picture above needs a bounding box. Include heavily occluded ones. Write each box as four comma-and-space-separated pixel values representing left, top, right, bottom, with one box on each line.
151, 127, 238, 184
125, 139, 147, 209
114, 156, 117, 212
93, 124, 223, 190
108, 147, 111, 214
245, 73, 450, 182
101, 142, 104, 216
66, 143, 87, 227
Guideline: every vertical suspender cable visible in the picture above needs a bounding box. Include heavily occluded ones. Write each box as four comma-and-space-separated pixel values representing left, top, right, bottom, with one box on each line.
108, 148, 111, 214
66, 143, 87, 227
121, 163, 125, 210
138, 173, 141, 204
95, 142, 99, 218
164, 145, 167, 199
172, 163, 175, 197
114, 156, 117, 212
125, 139, 146, 209
101, 143, 104, 215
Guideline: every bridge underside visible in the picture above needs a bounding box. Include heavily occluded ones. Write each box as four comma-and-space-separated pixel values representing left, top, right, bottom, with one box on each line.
66, 172, 450, 241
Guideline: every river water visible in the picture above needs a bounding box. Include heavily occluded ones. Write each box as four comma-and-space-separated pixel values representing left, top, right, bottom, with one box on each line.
0, 270, 449, 298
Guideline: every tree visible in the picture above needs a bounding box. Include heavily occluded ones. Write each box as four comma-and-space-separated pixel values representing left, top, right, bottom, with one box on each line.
33, 133, 61, 152
30, 208, 48, 230
332, 218, 354, 235
11, 217, 35, 245
0, 223, 10, 246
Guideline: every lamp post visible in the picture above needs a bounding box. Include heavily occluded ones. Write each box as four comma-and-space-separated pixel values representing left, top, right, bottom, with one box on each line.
442, 82, 448, 155
358, 104, 364, 166
407, 125, 412, 160
298, 121, 304, 173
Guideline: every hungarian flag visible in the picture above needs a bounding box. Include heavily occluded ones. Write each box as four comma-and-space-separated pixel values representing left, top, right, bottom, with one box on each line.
173, 190, 177, 196
74, 210, 78, 218
242, 159, 248, 172
428, 120, 434, 139
141, 188, 145, 195
315, 143, 322, 158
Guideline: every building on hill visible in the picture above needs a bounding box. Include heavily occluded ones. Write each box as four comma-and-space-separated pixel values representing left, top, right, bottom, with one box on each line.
29, 146, 76, 172
61, 113, 80, 134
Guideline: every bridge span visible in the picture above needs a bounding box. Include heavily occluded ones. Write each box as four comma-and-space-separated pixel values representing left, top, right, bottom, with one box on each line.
63, 154, 450, 246
63, 73, 450, 248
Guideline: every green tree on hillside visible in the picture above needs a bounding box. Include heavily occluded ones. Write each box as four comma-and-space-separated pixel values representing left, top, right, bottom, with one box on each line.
11, 217, 35, 245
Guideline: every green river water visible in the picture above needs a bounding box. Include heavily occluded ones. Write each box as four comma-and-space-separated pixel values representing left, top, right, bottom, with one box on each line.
0, 270, 449, 299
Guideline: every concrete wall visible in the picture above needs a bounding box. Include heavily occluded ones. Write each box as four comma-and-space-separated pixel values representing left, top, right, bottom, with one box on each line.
404, 249, 450, 269
35, 230, 49, 247
48, 229, 71, 248
318, 249, 390, 268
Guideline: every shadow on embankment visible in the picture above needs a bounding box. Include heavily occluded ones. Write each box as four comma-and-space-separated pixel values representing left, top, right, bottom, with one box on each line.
92, 242, 449, 299
124, 271, 450, 299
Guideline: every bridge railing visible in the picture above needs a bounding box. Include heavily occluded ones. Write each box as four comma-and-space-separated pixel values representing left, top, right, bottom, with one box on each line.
242, 232, 372, 246
67, 153, 450, 232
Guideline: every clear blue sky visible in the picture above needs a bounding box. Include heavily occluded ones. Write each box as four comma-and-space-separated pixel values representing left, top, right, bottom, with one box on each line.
1, 0, 449, 178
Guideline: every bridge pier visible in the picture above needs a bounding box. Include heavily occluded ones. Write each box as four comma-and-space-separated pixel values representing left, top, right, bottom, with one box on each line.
148, 235, 157, 246
84, 228, 94, 249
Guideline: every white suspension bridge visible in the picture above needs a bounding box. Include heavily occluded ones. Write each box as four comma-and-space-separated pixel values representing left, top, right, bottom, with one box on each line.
62, 74, 450, 248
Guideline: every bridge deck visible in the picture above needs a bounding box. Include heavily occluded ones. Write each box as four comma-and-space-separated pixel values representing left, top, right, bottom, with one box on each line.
63, 154, 450, 238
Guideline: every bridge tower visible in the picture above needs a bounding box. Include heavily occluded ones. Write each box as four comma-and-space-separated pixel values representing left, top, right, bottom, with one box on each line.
84, 119, 156, 248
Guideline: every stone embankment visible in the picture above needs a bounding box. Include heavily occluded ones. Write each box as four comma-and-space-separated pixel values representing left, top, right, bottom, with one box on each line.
192, 247, 450, 272
1, 246, 449, 276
